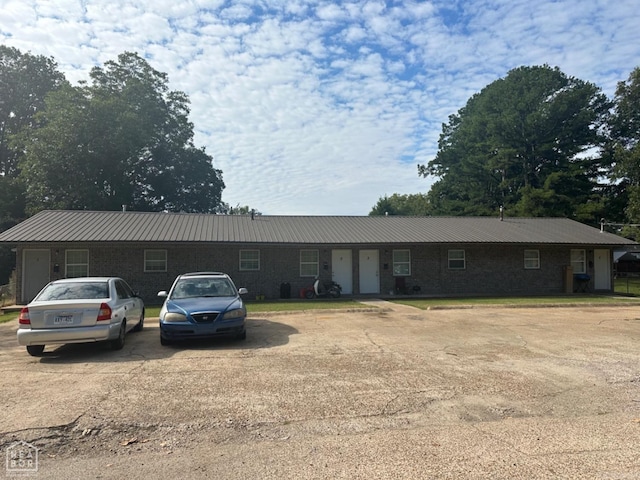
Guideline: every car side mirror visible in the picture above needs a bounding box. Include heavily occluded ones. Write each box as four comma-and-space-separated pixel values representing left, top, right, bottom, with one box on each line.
238, 288, 248, 295
157, 291, 168, 297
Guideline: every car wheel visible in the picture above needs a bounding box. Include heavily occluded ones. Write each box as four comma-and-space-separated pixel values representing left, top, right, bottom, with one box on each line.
236, 330, 247, 341
160, 334, 171, 346
132, 311, 144, 332
110, 321, 126, 350
26, 345, 45, 356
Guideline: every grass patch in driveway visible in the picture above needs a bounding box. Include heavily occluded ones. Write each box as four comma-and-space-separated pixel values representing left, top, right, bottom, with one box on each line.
246, 298, 364, 313
143, 299, 365, 318
390, 295, 640, 310
8, 295, 640, 324
0, 311, 17, 324
145, 306, 162, 318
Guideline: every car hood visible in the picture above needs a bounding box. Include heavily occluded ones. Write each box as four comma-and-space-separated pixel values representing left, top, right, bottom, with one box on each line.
166, 296, 242, 314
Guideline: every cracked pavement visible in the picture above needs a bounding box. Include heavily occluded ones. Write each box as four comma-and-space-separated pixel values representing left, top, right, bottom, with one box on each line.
1, 302, 640, 479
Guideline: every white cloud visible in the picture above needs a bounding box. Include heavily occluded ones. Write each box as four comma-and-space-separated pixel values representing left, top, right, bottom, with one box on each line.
1, 0, 639, 214
315, 3, 346, 22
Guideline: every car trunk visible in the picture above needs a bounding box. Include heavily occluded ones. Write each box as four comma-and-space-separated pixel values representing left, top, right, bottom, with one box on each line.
26, 301, 104, 329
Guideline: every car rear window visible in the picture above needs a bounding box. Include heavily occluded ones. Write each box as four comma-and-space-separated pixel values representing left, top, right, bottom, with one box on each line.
36, 282, 110, 301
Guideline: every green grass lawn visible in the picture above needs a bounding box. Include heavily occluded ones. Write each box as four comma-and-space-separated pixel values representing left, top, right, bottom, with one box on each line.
3, 293, 639, 325
0, 311, 17, 324
0, 300, 361, 325
145, 299, 363, 318
391, 294, 640, 310
245, 298, 364, 313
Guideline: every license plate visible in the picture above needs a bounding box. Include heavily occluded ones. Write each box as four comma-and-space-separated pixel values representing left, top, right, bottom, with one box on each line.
53, 315, 74, 325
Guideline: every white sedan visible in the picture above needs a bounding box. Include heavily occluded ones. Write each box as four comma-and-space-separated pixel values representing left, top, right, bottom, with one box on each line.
17, 277, 144, 356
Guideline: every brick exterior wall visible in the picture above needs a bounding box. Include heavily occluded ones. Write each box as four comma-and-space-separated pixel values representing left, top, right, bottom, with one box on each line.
15, 242, 606, 304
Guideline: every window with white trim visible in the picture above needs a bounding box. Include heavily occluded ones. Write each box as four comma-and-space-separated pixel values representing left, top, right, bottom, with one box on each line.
144, 249, 167, 272
571, 249, 586, 274
448, 249, 465, 270
66, 249, 89, 277
300, 250, 319, 277
524, 249, 540, 269
240, 249, 260, 271
393, 249, 411, 276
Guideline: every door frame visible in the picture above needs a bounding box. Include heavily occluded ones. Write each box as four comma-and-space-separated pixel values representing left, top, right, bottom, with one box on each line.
593, 249, 611, 291
358, 249, 380, 294
331, 249, 353, 295
22, 249, 51, 303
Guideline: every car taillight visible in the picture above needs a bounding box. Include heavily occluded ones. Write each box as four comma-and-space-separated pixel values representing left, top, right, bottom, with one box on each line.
18, 307, 30, 325
97, 303, 112, 321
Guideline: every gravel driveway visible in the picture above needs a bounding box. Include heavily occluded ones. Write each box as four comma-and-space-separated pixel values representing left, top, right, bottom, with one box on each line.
1, 301, 640, 479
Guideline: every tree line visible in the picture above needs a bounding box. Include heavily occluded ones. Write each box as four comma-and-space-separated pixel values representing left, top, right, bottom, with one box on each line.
0, 46, 229, 230
370, 65, 640, 240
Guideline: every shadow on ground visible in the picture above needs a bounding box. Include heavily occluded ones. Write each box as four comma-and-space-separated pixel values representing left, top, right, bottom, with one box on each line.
27, 318, 297, 364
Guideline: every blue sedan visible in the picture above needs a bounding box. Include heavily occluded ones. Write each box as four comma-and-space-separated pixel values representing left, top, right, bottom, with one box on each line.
158, 272, 248, 345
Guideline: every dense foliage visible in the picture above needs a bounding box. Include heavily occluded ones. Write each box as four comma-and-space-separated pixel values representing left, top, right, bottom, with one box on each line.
19, 52, 224, 214
372, 65, 640, 237
610, 67, 640, 239
417, 65, 610, 222
0, 46, 67, 228
369, 193, 430, 216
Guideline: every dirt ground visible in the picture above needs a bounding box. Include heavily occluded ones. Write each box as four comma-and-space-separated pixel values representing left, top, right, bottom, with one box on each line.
1, 300, 640, 479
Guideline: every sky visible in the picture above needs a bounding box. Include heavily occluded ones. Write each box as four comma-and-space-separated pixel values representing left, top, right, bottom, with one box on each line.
1, 0, 639, 215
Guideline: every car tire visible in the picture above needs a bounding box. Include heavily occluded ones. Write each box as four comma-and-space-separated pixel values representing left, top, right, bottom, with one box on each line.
132, 311, 144, 332
26, 345, 45, 357
110, 321, 126, 350
236, 330, 247, 341
160, 334, 171, 346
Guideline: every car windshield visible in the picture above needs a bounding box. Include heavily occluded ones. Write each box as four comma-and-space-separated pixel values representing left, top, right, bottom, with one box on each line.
36, 282, 110, 301
171, 278, 236, 299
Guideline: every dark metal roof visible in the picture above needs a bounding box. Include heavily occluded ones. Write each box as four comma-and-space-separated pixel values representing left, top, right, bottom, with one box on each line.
0, 210, 635, 246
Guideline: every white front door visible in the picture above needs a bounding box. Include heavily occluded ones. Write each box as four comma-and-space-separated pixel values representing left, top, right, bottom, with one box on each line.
359, 249, 379, 294
594, 249, 611, 290
332, 249, 353, 294
23, 249, 50, 303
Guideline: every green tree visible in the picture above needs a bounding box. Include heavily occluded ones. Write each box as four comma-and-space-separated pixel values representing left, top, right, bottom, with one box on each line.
369, 193, 431, 215
0, 46, 67, 177
216, 204, 261, 215
419, 65, 610, 219
609, 67, 640, 239
20, 52, 224, 214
